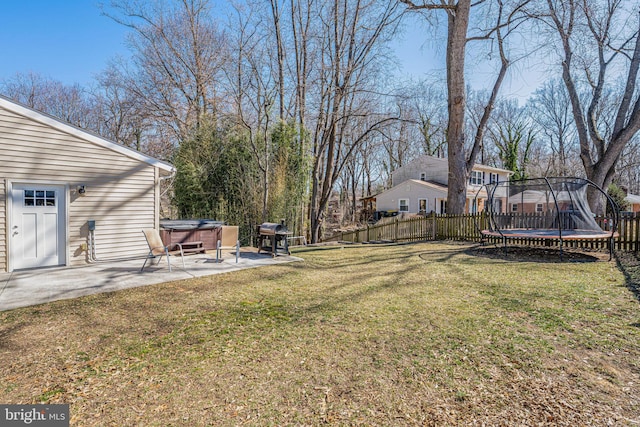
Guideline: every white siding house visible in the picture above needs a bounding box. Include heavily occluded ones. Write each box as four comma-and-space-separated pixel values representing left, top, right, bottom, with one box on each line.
375, 180, 449, 214
391, 155, 510, 189
0, 95, 175, 273
376, 155, 512, 215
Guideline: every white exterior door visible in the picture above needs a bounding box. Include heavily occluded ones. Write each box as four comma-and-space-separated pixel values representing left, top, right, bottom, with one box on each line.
10, 183, 66, 270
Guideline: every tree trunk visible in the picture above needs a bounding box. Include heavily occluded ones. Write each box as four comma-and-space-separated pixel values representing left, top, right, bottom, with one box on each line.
270, 0, 286, 121
445, 0, 471, 214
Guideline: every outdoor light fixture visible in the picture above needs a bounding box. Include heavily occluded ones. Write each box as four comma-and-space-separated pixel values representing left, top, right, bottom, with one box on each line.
77, 185, 86, 195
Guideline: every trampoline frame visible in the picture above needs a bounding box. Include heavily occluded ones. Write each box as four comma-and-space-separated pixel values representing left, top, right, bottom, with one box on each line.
474, 177, 619, 260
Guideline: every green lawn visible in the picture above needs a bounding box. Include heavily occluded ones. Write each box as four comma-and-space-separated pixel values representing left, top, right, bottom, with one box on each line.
1, 242, 639, 425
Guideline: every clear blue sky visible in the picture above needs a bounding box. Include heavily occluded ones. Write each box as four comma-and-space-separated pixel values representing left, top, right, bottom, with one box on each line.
0, 2, 542, 100
0, 1, 129, 86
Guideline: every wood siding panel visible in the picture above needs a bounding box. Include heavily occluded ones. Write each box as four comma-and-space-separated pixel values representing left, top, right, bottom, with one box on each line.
0, 105, 160, 269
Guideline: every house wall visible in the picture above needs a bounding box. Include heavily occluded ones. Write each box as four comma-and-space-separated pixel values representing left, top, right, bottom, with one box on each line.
510, 201, 573, 214
0, 105, 159, 272
391, 156, 449, 186
391, 155, 511, 189
376, 181, 447, 214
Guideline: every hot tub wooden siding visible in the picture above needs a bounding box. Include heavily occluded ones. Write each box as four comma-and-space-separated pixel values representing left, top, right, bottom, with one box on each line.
160, 227, 222, 251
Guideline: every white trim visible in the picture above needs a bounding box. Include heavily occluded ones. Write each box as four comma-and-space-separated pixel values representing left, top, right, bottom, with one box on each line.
470, 170, 483, 185
0, 95, 175, 173
399, 198, 409, 212
6, 180, 12, 272
1, 179, 4, 272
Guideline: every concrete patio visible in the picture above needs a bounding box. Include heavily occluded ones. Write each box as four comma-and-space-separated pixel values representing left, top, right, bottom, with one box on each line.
0, 248, 302, 312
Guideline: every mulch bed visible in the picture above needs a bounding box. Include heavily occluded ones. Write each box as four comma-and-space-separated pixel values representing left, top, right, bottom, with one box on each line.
467, 244, 611, 263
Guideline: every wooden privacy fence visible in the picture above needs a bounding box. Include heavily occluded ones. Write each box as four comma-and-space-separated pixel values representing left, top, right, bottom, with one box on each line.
324, 213, 640, 252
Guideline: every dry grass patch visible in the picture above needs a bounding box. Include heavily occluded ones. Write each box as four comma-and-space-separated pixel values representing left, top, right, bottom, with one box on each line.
2, 242, 640, 425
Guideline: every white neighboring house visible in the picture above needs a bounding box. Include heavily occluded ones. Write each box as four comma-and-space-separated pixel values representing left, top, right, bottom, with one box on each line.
375, 155, 513, 215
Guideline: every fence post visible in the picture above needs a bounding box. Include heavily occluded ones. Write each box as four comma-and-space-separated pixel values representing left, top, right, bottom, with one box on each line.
395, 217, 399, 241
432, 212, 437, 240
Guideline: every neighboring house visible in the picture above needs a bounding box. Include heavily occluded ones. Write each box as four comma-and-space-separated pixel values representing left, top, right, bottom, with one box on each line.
506, 190, 575, 214
375, 155, 512, 215
0, 95, 175, 273
625, 193, 640, 213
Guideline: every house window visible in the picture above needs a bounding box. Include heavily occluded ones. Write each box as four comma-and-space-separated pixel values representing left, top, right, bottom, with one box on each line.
536, 203, 543, 212
24, 189, 56, 207
489, 173, 499, 184
470, 170, 483, 185
440, 200, 447, 214
419, 199, 427, 213
511, 203, 518, 212
399, 199, 409, 212
420, 172, 427, 181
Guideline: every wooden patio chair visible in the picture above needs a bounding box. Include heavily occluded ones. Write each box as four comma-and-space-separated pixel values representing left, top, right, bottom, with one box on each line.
140, 228, 185, 272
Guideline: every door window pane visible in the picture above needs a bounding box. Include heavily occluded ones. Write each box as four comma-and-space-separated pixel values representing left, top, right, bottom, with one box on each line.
24, 189, 56, 207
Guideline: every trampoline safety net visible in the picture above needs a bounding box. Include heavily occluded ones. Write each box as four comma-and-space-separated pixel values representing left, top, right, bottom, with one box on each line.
478, 177, 618, 241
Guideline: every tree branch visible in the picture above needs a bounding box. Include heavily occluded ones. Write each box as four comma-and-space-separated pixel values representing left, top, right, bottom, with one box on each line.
398, 0, 455, 11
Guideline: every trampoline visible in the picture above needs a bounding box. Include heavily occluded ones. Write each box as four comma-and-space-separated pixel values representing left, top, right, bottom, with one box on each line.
475, 177, 619, 259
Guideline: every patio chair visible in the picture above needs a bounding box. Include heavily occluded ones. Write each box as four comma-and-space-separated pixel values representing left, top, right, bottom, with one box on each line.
140, 228, 185, 272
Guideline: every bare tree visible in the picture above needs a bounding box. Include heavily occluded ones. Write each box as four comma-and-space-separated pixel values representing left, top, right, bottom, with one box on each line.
485, 100, 537, 179
527, 77, 578, 176
616, 135, 640, 194
1, 72, 94, 129
102, 0, 227, 143
540, 0, 640, 213
400, 0, 531, 213
290, 0, 314, 134
268, 0, 287, 121
307, 0, 402, 242
92, 62, 150, 151
226, 1, 279, 223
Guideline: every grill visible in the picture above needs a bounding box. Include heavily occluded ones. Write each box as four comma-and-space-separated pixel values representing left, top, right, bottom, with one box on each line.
257, 221, 292, 256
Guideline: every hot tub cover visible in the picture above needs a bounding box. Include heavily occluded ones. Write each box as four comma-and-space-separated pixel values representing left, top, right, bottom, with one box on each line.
160, 219, 225, 230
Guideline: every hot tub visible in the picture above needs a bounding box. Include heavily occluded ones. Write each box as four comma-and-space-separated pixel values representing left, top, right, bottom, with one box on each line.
160, 220, 224, 251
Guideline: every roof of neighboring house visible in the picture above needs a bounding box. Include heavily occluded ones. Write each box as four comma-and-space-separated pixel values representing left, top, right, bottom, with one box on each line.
473, 163, 515, 175
625, 193, 640, 204
395, 154, 514, 175
378, 179, 485, 198
0, 94, 175, 174
411, 179, 449, 192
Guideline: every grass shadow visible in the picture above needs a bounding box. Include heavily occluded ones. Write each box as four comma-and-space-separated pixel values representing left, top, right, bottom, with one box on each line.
614, 250, 640, 304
